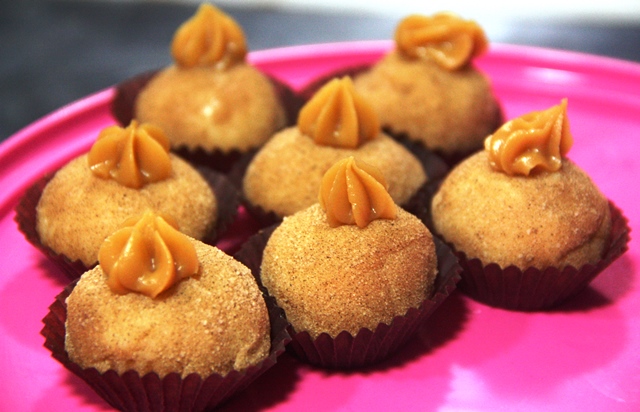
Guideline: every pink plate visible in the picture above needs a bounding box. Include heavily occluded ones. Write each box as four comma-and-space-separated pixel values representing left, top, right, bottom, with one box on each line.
1, 41, 639, 411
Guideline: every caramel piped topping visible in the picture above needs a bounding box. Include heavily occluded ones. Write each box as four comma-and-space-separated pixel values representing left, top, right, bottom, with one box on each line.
319, 157, 397, 228
99, 210, 200, 298
395, 13, 488, 70
88, 120, 172, 189
485, 99, 573, 176
171, 3, 247, 69
298, 77, 380, 149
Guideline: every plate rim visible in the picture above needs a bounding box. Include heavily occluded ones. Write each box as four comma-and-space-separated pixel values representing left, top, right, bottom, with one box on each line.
3, 40, 640, 161
1, 39, 639, 412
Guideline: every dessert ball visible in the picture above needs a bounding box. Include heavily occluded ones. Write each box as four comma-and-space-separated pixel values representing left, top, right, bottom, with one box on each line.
65, 210, 271, 377
135, 4, 287, 158
431, 99, 611, 270
242, 77, 427, 219
432, 151, 611, 270
353, 13, 502, 162
429, 99, 627, 310
36, 121, 218, 267
261, 157, 438, 338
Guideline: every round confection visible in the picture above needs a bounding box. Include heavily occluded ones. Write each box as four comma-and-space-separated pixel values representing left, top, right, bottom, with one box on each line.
260, 204, 438, 338
134, 63, 286, 154
65, 239, 270, 377
36, 154, 217, 267
353, 51, 501, 156
242, 128, 427, 217
431, 151, 611, 269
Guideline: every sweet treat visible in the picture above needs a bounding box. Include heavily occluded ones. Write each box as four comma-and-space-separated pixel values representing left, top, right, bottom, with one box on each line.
65, 210, 270, 376
431, 99, 628, 309
242, 77, 430, 223
352, 12, 502, 163
239, 157, 462, 369
41, 210, 290, 411
133, 3, 290, 170
32, 121, 222, 272
261, 157, 436, 337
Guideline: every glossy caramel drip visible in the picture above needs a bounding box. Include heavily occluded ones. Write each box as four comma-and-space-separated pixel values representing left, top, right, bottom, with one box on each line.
485, 99, 573, 176
319, 157, 397, 228
395, 13, 488, 70
171, 3, 247, 69
99, 210, 200, 298
88, 121, 172, 189
298, 77, 380, 148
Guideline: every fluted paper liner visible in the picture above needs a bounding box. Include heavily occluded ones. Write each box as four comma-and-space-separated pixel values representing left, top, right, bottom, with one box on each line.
111, 69, 304, 173
452, 201, 630, 311
234, 225, 462, 369
15, 164, 239, 280
41, 278, 291, 412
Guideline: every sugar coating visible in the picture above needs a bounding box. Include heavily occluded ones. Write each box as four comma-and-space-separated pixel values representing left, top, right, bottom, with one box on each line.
65, 239, 271, 377
431, 151, 611, 269
260, 204, 438, 338
36, 154, 217, 266
135, 63, 286, 153
243, 129, 427, 217
353, 51, 501, 155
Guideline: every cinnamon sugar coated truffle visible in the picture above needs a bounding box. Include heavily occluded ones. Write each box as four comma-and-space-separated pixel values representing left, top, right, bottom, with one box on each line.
260, 204, 437, 338
135, 64, 286, 153
353, 13, 502, 159
134, 4, 286, 154
36, 121, 218, 267
65, 238, 271, 377
431, 100, 611, 270
431, 151, 611, 269
242, 77, 427, 218
243, 129, 426, 217
258, 157, 438, 339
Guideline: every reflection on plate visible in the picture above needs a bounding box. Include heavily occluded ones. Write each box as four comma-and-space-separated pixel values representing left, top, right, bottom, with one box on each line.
0, 41, 639, 411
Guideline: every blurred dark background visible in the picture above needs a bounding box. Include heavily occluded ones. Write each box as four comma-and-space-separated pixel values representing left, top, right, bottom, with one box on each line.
1, 0, 639, 142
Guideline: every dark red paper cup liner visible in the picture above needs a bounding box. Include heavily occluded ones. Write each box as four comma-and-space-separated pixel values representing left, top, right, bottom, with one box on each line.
41, 279, 291, 412
299, 63, 504, 167
395, 136, 449, 230
226, 150, 284, 231
452, 201, 630, 311
15, 164, 239, 280
195, 166, 240, 245
237, 198, 284, 232
111, 68, 303, 173
234, 225, 462, 370
14, 173, 89, 278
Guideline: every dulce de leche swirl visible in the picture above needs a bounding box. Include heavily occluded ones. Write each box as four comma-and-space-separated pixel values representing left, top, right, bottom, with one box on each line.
395, 13, 488, 70
88, 120, 172, 189
485, 99, 573, 176
171, 3, 247, 69
99, 210, 200, 298
319, 157, 397, 228
298, 77, 380, 149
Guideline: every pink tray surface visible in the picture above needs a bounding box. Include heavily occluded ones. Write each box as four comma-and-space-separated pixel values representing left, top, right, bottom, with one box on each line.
0, 41, 639, 411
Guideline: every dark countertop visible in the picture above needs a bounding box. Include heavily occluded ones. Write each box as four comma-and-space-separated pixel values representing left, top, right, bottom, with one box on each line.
2, 0, 640, 142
